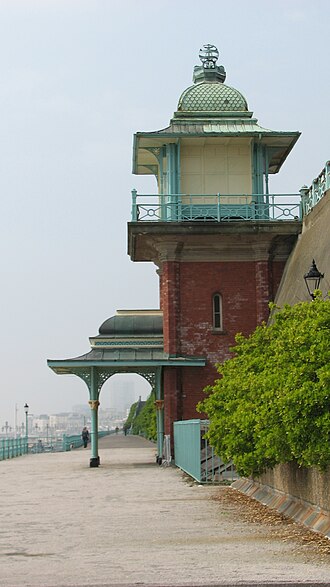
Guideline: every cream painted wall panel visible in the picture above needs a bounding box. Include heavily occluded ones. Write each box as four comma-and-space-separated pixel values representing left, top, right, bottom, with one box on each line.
204, 157, 227, 174
181, 175, 203, 194
238, 146, 251, 154
228, 174, 252, 194
181, 194, 218, 204
227, 146, 241, 155
204, 175, 229, 193
204, 146, 217, 156
182, 146, 202, 157
180, 140, 252, 196
215, 146, 228, 154
228, 155, 251, 174
181, 157, 202, 173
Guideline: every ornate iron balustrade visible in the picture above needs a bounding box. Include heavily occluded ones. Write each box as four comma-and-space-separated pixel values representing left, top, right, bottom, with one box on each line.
131, 191, 302, 222
300, 161, 330, 216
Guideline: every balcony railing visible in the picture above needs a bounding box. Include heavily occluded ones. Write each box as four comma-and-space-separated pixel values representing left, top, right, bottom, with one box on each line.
300, 161, 330, 216
131, 191, 302, 223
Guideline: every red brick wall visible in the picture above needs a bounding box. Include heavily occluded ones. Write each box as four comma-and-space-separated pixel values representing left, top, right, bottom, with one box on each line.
162, 261, 181, 355
161, 259, 286, 433
178, 261, 259, 363
271, 260, 286, 300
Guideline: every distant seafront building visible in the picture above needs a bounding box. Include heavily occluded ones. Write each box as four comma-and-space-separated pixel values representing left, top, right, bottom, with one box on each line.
48, 44, 328, 467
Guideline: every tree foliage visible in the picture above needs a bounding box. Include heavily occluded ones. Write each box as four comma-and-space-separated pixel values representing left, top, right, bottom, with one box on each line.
124, 391, 157, 441
198, 297, 330, 477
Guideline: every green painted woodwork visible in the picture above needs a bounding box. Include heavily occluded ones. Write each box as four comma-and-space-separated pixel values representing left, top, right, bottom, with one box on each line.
89, 366, 99, 465
165, 143, 180, 220
174, 419, 202, 481
155, 368, 163, 459
252, 143, 265, 195
93, 340, 163, 347
48, 357, 205, 369
174, 419, 236, 483
131, 193, 301, 222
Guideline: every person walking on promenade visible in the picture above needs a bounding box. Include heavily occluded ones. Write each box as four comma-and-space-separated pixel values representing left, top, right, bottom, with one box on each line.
82, 426, 89, 448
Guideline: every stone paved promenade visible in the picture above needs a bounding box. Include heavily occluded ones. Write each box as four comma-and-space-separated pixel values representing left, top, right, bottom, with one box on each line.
0, 434, 329, 587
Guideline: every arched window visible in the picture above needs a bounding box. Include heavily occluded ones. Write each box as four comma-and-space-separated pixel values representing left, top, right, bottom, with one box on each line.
212, 293, 223, 330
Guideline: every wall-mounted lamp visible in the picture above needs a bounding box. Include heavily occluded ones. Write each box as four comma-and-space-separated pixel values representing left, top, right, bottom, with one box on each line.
304, 260, 324, 300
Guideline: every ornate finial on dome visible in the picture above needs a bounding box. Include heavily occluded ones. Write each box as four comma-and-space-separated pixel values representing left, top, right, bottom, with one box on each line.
199, 44, 219, 69
193, 44, 226, 84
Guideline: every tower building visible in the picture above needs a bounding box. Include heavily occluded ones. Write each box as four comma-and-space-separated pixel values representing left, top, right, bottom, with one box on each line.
128, 44, 302, 436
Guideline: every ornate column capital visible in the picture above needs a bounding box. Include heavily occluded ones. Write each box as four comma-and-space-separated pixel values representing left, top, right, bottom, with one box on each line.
154, 399, 164, 411
88, 400, 100, 411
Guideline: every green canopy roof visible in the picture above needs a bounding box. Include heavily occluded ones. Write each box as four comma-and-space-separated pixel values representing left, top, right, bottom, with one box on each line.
48, 309, 205, 375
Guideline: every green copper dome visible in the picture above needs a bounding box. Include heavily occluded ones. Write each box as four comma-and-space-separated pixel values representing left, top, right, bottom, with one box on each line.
176, 44, 248, 114
178, 82, 248, 113
99, 311, 163, 336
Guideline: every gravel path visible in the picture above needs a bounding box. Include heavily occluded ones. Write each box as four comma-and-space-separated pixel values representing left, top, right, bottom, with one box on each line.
0, 435, 329, 586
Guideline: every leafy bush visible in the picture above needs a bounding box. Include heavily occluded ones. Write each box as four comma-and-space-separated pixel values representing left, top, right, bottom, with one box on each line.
124, 401, 138, 431
198, 297, 330, 477
124, 392, 157, 441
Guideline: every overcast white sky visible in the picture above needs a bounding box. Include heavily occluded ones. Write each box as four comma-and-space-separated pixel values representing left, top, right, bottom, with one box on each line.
1, 0, 329, 429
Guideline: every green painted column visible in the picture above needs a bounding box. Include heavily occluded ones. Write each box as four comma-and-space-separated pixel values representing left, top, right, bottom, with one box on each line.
166, 143, 180, 220
252, 142, 264, 197
155, 368, 164, 464
89, 366, 100, 468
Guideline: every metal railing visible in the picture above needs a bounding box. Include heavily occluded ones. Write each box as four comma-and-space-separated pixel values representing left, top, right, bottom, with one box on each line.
174, 419, 237, 484
0, 437, 28, 461
300, 161, 330, 216
62, 430, 113, 451
0, 430, 113, 461
131, 191, 302, 223
29, 435, 63, 453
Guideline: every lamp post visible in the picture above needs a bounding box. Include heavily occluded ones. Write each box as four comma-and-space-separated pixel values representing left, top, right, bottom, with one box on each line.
304, 260, 324, 300
24, 404, 29, 452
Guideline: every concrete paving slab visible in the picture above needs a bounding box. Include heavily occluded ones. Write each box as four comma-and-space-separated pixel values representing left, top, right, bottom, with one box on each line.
0, 435, 329, 587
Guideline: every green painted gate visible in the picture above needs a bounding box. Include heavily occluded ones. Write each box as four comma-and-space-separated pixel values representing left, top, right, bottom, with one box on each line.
174, 419, 237, 483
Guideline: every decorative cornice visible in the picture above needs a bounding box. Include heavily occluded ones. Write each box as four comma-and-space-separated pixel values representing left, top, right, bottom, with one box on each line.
92, 340, 163, 347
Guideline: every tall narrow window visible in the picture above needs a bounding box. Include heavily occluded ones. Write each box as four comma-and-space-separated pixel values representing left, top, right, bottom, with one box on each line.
213, 293, 222, 330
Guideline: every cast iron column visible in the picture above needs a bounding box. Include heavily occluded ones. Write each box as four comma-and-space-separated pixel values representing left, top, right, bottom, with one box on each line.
89, 366, 100, 467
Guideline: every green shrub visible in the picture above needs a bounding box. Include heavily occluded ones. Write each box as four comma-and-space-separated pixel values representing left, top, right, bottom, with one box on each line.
198, 297, 330, 477
125, 392, 157, 441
